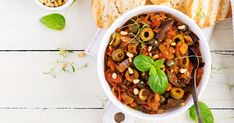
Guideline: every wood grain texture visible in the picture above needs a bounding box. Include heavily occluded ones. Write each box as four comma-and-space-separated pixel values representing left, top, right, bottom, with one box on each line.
0, 1, 233, 123
0, 0, 98, 50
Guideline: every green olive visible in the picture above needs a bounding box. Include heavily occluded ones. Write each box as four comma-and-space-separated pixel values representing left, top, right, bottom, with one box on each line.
138, 89, 149, 101
128, 24, 138, 34
166, 60, 176, 67
125, 69, 139, 82
110, 33, 121, 46
112, 49, 125, 62
170, 87, 184, 100
140, 27, 155, 41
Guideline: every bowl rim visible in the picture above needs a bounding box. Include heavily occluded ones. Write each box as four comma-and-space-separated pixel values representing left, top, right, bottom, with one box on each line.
97, 5, 211, 120
34, 0, 73, 11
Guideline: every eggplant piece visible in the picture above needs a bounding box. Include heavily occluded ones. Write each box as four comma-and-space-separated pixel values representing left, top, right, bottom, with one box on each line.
160, 18, 174, 32
166, 70, 186, 87
157, 18, 174, 42
116, 59, 130, 72
160, 98, 183, 110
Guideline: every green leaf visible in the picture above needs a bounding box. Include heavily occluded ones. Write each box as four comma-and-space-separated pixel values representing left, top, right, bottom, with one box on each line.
133, 55, 154, 72
40, 13, 65, 30
189, 102, 214, 123
154, 59, 165, 68
148, 66, 168, 94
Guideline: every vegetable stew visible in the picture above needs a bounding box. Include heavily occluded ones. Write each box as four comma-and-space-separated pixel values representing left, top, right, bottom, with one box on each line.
104, 12, 204, 114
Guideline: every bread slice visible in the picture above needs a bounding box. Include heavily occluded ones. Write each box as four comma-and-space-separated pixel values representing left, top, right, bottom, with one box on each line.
149, 0, 231, 28
92, 0, 146, 28
92, 0, 232, 29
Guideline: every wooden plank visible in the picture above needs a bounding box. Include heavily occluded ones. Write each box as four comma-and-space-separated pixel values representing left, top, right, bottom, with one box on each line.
0, 109, 232, 123
136, 110, 234, 123
0, 109, 103, 123
0, 0, 98, 50
209, 19, 234, 50
0, 52, 233, 109
0, 52, 106, 107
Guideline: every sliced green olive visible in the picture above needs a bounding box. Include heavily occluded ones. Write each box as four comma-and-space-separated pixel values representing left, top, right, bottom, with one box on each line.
125, 69, 139, 82
170, 87, 184, 100
178, 56, 189, 68
138, 88, 149, 101
112, 49, 125, 62
128, 24, 138, 34
166, 59, 176, 67
110, 33, 121, 46
173, 34, 184, 43
140, 27, 154, 41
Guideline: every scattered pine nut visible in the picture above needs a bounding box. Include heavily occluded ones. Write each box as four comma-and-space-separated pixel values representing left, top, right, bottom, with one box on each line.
126, 52, 134, 58
133, 79, 140, 84
152, 54, 158, 60
120, 31, 128, 35
128, 67, 134, 74
78, 51, 86, 58
171, 42, 176, 46
148, 46, 152, 52
112, 73, 117, 79
179, 68, 187, 73
133, 88, 139, 95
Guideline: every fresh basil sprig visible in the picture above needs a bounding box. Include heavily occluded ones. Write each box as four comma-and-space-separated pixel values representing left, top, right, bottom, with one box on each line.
189, 102, 214, 123
133, 55, 168, 94
40, 13, 65, 30
133, 55, 154, 72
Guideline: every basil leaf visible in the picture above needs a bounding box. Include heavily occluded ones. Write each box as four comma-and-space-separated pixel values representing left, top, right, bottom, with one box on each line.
189, 102, 214, 123
154, 59, 165, 68
40, 13, 65, 30
149, 66, 168, 94
133, 55, 154, 72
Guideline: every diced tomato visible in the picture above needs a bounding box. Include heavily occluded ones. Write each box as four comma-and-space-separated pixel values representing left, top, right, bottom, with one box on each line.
107, 60, 115, 71
180, 43, 188, 55
105, 70, 122, 84
166, 28, 176, 39
153, 19, 161, 27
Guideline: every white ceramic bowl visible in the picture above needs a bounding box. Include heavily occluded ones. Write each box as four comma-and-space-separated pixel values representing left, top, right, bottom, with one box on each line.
34, 0, 73, 11
97, 5, 211, 120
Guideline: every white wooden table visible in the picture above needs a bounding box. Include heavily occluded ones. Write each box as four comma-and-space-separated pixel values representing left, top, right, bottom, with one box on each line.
0, 0, 234, 122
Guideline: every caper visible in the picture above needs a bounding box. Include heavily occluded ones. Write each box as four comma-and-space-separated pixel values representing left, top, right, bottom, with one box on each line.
112, 49, 125, 62
136, 81, 146, 89
128, 24, 138, 34
166, 59, 176, 67
141, 72, 148, 80
159, 95, 166, 103
164, 92, 170, 99
125, 69, 139, 82
170, 87, 185, 100
140, 27, 155, 41
110, 33, 121, 46
149, 39, 159, 47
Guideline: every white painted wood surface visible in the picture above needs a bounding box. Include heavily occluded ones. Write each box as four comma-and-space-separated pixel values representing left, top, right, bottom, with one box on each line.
0, 0, 233, 123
